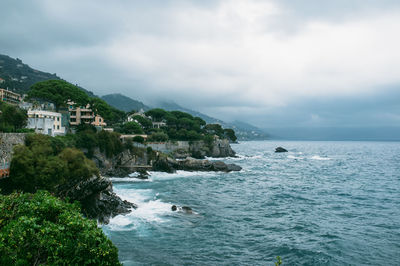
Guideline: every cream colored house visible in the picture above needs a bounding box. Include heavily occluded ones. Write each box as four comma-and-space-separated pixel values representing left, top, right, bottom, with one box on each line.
0, 88, 22, 105
27, 110, 66, 136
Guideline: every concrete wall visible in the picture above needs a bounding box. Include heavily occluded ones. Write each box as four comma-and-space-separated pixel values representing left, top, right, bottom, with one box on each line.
146, 141, 191, 154
0, 133, 26, 166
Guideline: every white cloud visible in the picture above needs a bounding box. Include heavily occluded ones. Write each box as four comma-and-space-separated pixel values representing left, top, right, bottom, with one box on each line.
101, 0, 400, 112
2, 0, 400, 127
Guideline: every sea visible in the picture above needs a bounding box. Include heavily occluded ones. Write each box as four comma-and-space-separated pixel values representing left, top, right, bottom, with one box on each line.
102, 141, 400, 265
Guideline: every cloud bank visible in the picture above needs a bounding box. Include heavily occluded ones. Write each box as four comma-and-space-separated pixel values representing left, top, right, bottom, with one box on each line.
1, 0, 400, 129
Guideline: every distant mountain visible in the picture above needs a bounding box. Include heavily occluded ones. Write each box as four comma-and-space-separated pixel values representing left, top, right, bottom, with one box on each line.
156, 101, 269, 140
0, 54, 96, 97
101, 93, 151, 112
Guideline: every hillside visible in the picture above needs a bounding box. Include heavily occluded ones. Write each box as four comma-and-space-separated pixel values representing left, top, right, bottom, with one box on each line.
101, 93, 150, 112
0, 54, 96, 97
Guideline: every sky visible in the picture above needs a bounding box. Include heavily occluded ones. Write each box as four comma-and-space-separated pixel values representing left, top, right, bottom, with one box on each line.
1, 0, 400, 134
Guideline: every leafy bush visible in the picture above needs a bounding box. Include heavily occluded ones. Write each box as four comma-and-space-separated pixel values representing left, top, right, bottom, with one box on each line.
2, 134, 98, 193
132, 135, 145, 143
0, 191, 121, 265
148, 132, 169, 142
97, 130, 123, 158
120, 121, 144, 134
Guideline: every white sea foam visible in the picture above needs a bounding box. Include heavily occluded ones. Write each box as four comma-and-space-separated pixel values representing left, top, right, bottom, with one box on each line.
110, 177, 151, 183
288, 155, 304, 160
148, 170, 219, 181
106, 188, 174, 231
310, 155, 331, 160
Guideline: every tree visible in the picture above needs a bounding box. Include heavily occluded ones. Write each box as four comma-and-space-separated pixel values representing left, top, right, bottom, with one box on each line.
121, 121, 144, 134
90, 97, 125, 124
0, 102, 27, 132
205, 124, 224, 136
132, 135, 145, 143
224, 128, 237, 142
0, 191, 121, 265
131, 115, 152, 129
148, 132, 169, 142
3, 134, 98, 193
145, 108, 168, 121
28, 80, 89, 111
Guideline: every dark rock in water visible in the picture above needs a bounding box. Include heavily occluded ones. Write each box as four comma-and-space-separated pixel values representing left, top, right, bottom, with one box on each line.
136, 169, 150, 179
57, 175, 137, 224
171, 205, 177, 211
181, 206, 193, 214
275, 147, 288, 153
152, 156, 177, 173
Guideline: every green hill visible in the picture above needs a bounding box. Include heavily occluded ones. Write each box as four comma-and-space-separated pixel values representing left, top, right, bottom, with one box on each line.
0, 54, 95, 97
101, 93, 150, 112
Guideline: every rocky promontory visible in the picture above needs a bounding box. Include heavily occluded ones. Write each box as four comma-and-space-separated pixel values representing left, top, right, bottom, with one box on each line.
152, 156, 242, 173
57, 175, 136, 224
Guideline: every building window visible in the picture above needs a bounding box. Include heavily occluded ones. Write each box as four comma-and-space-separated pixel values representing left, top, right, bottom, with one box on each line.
57, 125, 60, 130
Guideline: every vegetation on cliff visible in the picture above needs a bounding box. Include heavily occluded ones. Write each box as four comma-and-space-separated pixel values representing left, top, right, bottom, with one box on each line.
1, 134, 98, 194
123, 108, 238, 142
0, 102, 29, 133
0, 191, 121, 265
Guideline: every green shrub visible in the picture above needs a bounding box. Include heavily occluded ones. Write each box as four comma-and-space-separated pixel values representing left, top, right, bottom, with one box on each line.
2, 135, 98, 194
0, 191, 121, 265
97, 131, 123, 158
148, 132, 169, 142
132, 135, 145, 143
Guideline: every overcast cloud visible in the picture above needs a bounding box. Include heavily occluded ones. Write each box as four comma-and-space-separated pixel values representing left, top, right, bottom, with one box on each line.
1, 0, 400, 130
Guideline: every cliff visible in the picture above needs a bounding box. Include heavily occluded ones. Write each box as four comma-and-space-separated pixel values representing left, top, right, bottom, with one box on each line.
92, 139, 238, 177
146, 139, 236, 159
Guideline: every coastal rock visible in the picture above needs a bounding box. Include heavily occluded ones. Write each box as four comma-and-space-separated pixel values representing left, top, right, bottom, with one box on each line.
153, 156, 242, 173
136, 169, 150, 179
57, 175, 137, 224
275, 147, 288, 153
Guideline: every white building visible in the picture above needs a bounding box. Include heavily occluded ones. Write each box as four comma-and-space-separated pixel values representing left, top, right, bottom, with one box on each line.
27, 110, 66, 136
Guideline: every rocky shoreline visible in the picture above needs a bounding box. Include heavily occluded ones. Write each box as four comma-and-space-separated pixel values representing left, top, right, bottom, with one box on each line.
86, 141, 242, 223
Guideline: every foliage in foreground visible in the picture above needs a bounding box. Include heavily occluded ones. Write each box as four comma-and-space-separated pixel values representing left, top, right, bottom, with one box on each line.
0, 191, 121, 265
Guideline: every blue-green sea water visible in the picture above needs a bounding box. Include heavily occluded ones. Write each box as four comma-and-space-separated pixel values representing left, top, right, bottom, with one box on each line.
102, 141, 400, 265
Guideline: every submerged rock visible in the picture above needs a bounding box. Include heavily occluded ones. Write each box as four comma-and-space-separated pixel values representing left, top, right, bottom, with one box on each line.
171, 205, 193, 214
275, 147, 288, 153
57, 175, 137, 224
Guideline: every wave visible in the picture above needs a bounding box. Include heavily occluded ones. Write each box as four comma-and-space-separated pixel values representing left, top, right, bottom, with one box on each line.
105, 188, 174, 231
310, 155, 331, 160
148, 170, 219, 181
287, 155, 305, 160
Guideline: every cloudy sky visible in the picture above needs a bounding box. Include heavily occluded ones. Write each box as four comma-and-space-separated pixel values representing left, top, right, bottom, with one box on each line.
2, 0, 400, 133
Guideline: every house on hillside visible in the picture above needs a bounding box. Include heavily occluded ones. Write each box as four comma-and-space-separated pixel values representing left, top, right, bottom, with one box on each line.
0, 88, 22, 105
68, 101, 106, 127
152, 121, 167, 129
27, 110, 66, 136
127, 108, 147, 122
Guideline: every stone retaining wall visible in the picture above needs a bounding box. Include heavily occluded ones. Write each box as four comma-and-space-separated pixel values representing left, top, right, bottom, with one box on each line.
0, 133, 26, 165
